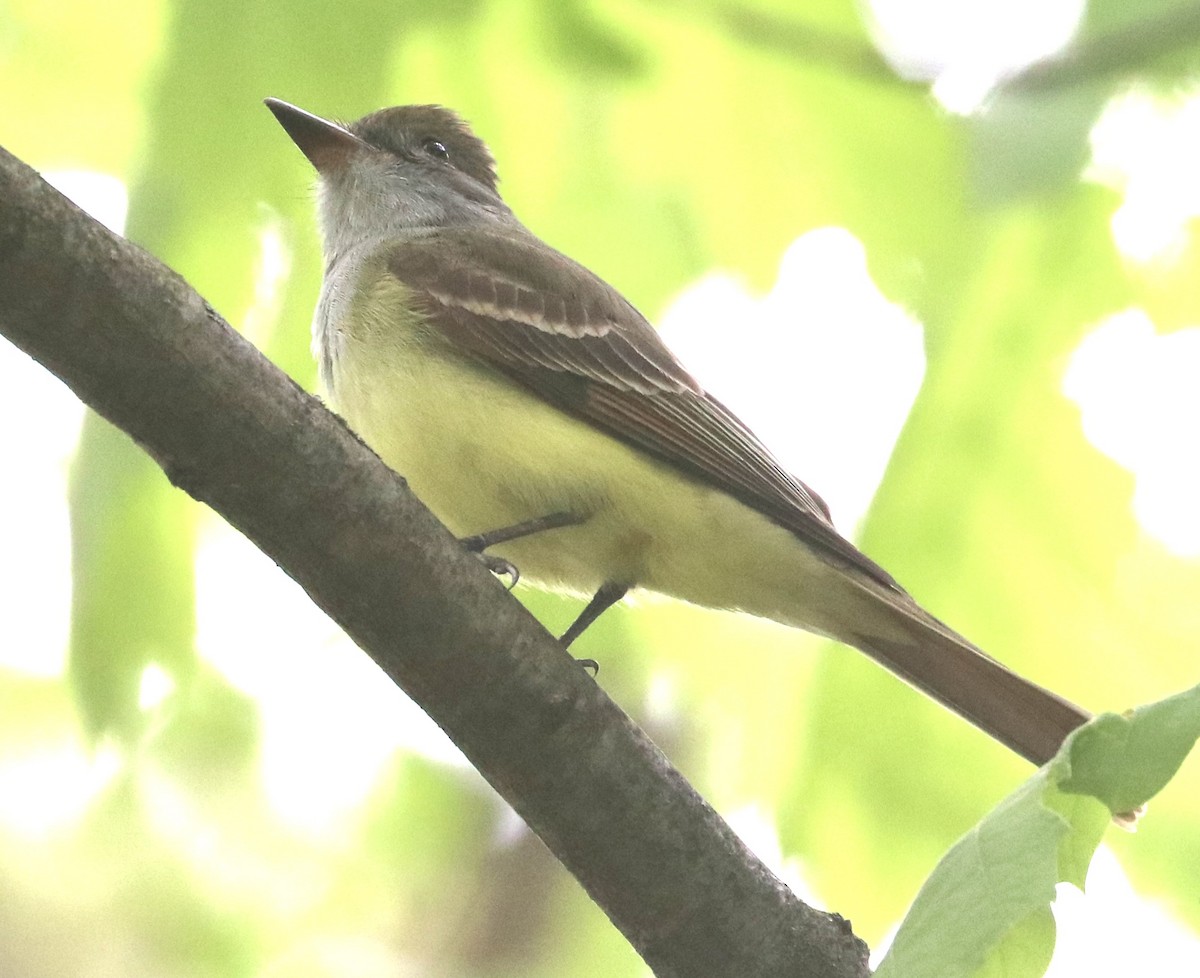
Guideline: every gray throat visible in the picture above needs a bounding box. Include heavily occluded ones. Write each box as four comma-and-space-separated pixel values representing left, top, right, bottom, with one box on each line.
309, 157, 523, 394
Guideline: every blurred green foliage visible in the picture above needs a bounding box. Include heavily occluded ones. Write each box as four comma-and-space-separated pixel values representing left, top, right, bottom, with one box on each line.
3, 0, 1200, 975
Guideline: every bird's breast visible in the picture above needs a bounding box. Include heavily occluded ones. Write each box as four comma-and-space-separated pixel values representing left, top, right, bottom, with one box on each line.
320, 264, 658, 592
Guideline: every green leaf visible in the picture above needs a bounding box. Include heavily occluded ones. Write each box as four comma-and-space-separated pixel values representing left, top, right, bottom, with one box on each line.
1060, 685, 1200, 816
875, 685, 1200, 978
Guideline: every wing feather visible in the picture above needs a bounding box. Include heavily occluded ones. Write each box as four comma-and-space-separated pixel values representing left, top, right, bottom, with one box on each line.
385, 229, 900, 591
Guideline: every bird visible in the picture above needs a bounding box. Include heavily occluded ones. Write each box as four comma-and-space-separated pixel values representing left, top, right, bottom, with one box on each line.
265, 97, 1091, 767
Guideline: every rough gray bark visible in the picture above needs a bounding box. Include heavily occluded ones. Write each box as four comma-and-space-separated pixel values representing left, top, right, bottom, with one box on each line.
0, 145, 870, 978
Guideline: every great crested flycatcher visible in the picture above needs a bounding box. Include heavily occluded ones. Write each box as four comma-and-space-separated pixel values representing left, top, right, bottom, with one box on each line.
265, 97, 1090, 766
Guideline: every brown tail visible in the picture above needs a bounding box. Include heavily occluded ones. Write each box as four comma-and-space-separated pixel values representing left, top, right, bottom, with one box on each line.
837, 590, 1090, 766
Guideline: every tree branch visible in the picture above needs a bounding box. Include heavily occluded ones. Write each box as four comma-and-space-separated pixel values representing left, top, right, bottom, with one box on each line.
0, 146, 869, 977
695, 0, 915, 87
1006, 2, 1200, 92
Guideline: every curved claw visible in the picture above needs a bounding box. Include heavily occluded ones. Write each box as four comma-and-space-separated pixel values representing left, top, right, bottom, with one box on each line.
478, 552, 520, 590
576, 657, 600, 676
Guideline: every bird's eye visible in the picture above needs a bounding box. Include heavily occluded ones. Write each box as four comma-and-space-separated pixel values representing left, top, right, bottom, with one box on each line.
422, 138, 450, 162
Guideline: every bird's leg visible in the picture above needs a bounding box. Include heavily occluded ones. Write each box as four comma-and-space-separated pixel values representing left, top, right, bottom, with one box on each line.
460, 511, 583, 589
461, 510, 583, 552
561, 581, 630, 673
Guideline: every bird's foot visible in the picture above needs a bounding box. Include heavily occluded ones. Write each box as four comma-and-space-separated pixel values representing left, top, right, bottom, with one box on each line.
475, 552, 520, 590
460, 511, 584, 590
557, 582, 630, 677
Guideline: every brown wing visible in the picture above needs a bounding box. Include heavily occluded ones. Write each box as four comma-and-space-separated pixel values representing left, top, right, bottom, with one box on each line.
386, 228, 901, 592
385, 227, 697, 396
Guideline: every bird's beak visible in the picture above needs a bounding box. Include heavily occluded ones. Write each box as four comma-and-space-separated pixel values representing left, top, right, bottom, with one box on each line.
264, 98, 367, 175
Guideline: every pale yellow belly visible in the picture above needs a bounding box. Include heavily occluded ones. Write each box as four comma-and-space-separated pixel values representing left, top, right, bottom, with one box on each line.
334, 328, 675, 593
